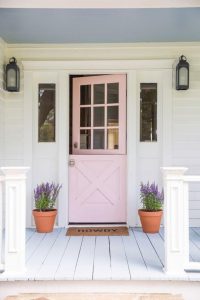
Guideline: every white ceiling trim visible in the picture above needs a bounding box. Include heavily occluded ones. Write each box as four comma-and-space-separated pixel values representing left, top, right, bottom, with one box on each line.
22, 59, 174, 71
0, 0, 200, 9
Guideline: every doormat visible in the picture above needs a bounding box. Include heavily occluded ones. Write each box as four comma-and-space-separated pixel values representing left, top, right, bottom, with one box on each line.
66, 226, 129, 236
5, 293, 183, 300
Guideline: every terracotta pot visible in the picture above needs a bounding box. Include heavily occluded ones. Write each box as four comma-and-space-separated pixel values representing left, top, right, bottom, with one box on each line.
32, 209, 57, 233
138, 209, 163, 233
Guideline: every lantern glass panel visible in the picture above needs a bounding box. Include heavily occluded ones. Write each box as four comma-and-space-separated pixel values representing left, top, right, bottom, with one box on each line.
7, 68, 16, 88
179, 67, 188, 86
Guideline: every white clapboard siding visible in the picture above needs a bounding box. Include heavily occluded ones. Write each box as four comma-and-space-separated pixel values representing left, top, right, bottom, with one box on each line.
2, 44, 200, 227
0, 40, 5, 167
189, 210, 200, 219
4, 100, 24, 162
190, 192, 200, 201
172, 68, 200, 227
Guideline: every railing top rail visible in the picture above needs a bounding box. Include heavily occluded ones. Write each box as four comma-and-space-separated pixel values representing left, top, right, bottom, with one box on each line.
183, 175, 200, 182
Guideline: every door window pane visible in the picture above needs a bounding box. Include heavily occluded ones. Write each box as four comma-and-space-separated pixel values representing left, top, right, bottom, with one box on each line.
80, 107, 91, 127
107, 128, 119, 150
93, 107, 104, 127
94, 84, 105, 104
107, 106, 119, 126
80, 85, 91, 105
80, 130, 91, 149
93, 129, 104, 149
107, 83, 119, 103
38, 83, 55, 142
140, 83, 157, 142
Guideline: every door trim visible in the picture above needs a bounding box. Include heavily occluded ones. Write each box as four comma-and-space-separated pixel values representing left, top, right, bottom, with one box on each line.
22, 59, 173, 227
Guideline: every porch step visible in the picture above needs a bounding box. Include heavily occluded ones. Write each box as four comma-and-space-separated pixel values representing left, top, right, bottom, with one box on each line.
5, 293, 183, 300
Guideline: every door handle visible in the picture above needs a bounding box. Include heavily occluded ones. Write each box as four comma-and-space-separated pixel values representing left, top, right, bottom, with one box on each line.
69, 159, 75, 167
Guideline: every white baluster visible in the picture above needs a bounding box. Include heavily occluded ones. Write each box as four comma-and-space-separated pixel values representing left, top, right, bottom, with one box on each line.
162, 167, 189, 275
1, 167, 29, 274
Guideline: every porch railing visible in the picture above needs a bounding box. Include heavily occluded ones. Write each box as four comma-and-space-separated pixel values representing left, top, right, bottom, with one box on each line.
0, 175, 4, 271
0, 165, 199, 276
0, 167, 29, 274
162, 167, 200, 274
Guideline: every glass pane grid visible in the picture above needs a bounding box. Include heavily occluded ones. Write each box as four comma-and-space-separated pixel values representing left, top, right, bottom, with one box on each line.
38, 83, 55, 143
78, 81, 121, 151
107, 128, 119, 150
94, 84, 105, 104
107, 82, 119, 104
80, 85, 91, 105
140, 83, 157, 142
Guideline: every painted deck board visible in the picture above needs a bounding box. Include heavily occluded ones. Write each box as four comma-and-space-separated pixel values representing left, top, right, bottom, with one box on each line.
109, 236, 130, 280
25, 230, 46, 262
93, 236, 111, 280
192, 227, 200, 238
25, 228, 35, 242
25, 228, 61, 280
122, 229, 149, 279
74, 236, 96, 280
0, 227, 200, 281
190, 228, 200, 250
146, 232, 165, 266
55, 236, 83, 280
159, 227, 164, 240
132, 228, 165, 279
36, 228, 69, 280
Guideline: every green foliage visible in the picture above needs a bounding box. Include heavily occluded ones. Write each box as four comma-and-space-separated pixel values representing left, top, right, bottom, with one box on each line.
140, 182, 164, 212
141, 194, 162, 211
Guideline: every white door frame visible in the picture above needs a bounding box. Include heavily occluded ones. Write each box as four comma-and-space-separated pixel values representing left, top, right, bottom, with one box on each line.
23, 59, 173, 227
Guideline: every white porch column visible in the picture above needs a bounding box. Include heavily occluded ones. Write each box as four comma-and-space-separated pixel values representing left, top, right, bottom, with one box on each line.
0, 175, 4, 270
1, 167, 29, 274
162, 167, 189, 275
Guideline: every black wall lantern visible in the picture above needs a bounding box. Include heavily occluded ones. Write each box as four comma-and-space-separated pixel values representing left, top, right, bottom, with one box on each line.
176, 55, 189, 90
5, 57, 20, 92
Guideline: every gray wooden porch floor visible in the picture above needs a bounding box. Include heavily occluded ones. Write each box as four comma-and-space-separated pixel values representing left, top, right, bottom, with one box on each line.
1, 227, 200, 281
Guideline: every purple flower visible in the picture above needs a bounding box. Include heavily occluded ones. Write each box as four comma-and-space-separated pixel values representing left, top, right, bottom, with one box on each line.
34, 182, 62, 211
140, 182, 164, 211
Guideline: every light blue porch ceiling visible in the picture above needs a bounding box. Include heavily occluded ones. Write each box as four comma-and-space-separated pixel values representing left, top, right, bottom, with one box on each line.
0, 8, 200, 43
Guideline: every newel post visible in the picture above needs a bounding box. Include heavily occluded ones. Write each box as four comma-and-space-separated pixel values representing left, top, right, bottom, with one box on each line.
162, 167, 189, 274
1, 167, 29, 273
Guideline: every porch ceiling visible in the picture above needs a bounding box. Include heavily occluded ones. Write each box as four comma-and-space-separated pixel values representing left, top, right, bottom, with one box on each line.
0, 8, 200, 44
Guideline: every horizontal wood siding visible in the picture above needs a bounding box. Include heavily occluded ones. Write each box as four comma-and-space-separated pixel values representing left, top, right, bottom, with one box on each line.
2, 42, 200, 226
0, 39, 5, 167
172, 68, 200, 226
4, 61, 24, 166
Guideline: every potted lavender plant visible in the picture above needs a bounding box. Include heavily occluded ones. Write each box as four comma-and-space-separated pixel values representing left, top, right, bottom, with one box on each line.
33, 182, 62, 233
138, 182, 164, 233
